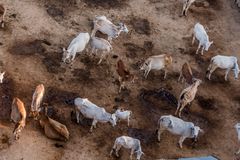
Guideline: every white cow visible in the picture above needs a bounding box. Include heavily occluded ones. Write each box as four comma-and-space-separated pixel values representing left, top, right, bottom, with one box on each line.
192, 23, 213, 55
91, 16, 128, 43
74, 97, 117, 132
140, 54, 173, 79
206, 55, 239, 81
110, 136, 144, 160
115, 108, 132, 126
235, 123, 240, 154
62, 32, 90, 63
0, 71, 5, 83
90, 36, 113, 64
182, 0, 196, 16
157, 115, 203, 148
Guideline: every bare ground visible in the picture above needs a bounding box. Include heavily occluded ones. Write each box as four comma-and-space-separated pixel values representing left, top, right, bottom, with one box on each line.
0, 0, 240, 159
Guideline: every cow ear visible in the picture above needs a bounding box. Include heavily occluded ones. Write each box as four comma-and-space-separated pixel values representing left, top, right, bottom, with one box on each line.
2, 71, 5, 75
63, 48, 66, 52
200, 129, 204, 133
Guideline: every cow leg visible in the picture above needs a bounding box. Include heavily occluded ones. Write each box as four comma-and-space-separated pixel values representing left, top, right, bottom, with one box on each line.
157, 127, 164, 142
178, 136, 187, 149
108, 37, 113, 44
118, 77, 123, 93
97, 52, 105, 65
185, 3, 192, 16
90, 119, 98, 132
164, 70, 167, 79
195, 43, 201, 54
178, 103, 186, 118
76, 110, 80, 124
201, 46, 204, 55
192, 33, 196, 45
178, 72, 182, 82
235, 147, 240, 155
144, 68, 151, 78
110, 142, 117, 156
208, 65, 218, 80
175, 102, 181, 116
115, 144, 121, 157
224, 68, 231, 81
130, 148, 134, 160
182, 3, 187, 16
127, 116, 130, 126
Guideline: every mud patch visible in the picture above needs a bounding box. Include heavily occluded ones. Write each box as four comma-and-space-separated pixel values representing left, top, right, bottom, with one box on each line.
130, 18, 151, 35
197, 96, 217, 110
128, 128, 156, 144
71, 69, 95, 83
42, 53, 65, 74
124, 43, 146, 58
0, 77, 15, 120
8, 40, 50, 56
143, 41, 154, 51
46, 5, 64, 20
82, 0, 129, 9
206, 0, 223, 10
45, 87, 79, 105
70, 111, 92, 126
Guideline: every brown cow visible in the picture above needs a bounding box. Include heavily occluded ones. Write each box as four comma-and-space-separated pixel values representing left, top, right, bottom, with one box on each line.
178, 62, 194, 85
39, 115, 69, 141
11, 98, 26, 140
116, 60, 135, 93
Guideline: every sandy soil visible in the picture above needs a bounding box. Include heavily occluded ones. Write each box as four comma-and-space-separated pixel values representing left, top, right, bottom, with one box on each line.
0, 0, 240, 159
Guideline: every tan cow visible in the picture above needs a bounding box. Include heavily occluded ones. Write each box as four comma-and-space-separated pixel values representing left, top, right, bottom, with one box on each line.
11, 98, 26, 140
175, 79, 202, 117
39, 115, 69, 141
29, 84, 45, 119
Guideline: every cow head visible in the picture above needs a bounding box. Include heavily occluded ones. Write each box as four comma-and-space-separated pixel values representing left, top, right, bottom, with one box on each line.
136, 150, 144, 160
62, 48, 71, 63
191, 126, 204, 142
110, 113, 117, 127
204, 41, 213, 51
164, 55, 173, 65
118, 23, 129, 33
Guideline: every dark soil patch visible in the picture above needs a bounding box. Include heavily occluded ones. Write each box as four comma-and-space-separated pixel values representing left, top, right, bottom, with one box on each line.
8, 40, 47, 56
46, 5, 64, 19
124, 43, 146, 58
197, 96, 217, 110
143, 41, 154, 51
130, 18, 151, 35
94, 31, 109, 40
206, 0, 223, 10
45, 87, 79, 105
71, 111, 92, 126
42, 53, 65, 74
128, 128, 156, 145
0, 77, 15, 120
71, 69, 94, 82
82, 0, 129, 9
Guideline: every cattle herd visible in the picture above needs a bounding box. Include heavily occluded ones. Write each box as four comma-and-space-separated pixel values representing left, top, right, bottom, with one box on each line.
1, 1, 240, 160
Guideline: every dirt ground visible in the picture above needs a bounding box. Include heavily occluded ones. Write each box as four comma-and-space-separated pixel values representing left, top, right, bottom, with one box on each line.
0, 0, 240, 159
